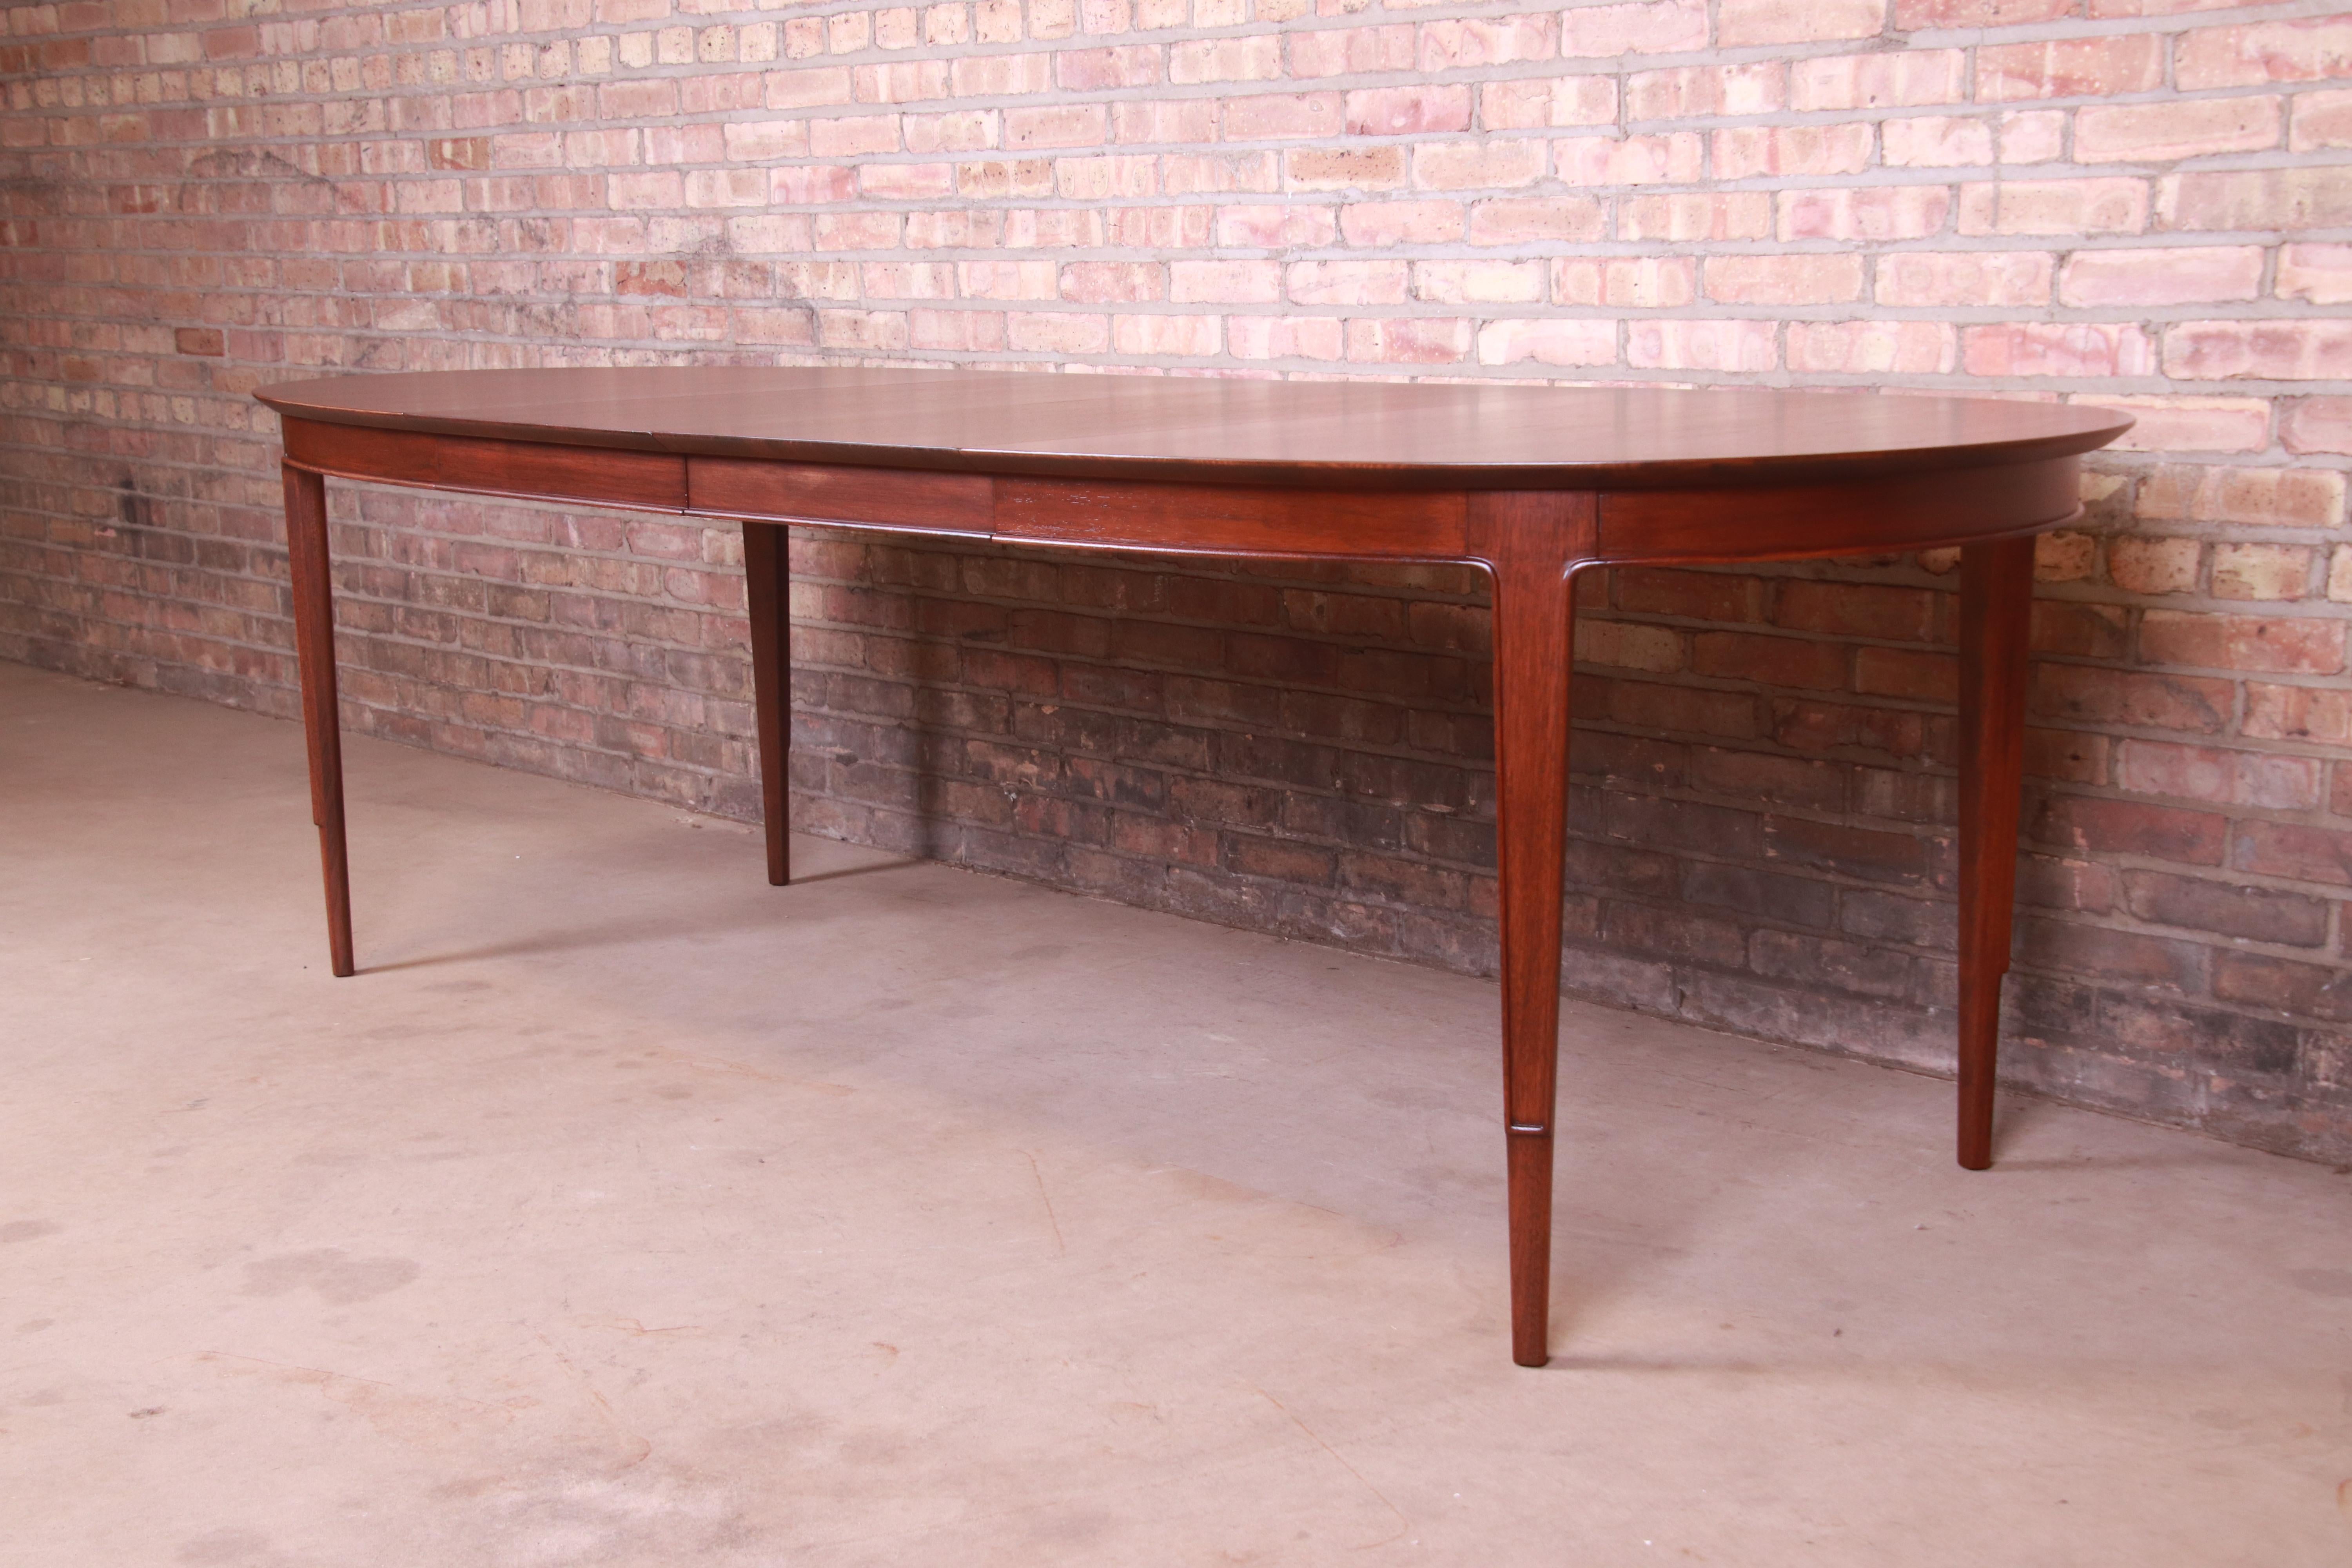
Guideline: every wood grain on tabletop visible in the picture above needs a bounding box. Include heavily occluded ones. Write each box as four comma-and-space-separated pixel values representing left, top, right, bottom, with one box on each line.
255, 367, 2134, 490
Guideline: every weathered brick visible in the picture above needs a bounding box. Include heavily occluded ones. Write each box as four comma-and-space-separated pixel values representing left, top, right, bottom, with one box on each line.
2125, 870, 2332, 946
2277, 244, 2352, 306
1958, 177, 2149, 236
1789, 49, 1965, 111
1978, 36, 2166, 102
2142, 610, 2345, 674
2074, 97, 2281, 163
2158, 167, 2352, 231
2164, 321, 2352, 383
2119, 738, 2323, 809
2080, 396, 2269, 455
1719, 0, 1882, 45
1704, 254, 1864, 307
1876, 250, 2051, 307
9, 0, 2351, 1174
2059, 247, 2263, 307
1626, 64, 1783, 120
2175, 17, 2352, 91
2233, 822, 2352, 888
2283, 397, 2352, 455
2135, 465, 2346, 528
1788, 321, 1957, 375
2293, 87, 2352, 151
2020, 917, 2207, 993
1557, 0, 1707, 59
1962, 322, 2154, 378
1880, 115, 1995, 169
2214, 952, 2352, 1022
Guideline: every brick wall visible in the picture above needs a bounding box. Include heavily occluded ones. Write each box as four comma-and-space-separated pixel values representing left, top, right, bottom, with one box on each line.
4, 0, 2349, 1161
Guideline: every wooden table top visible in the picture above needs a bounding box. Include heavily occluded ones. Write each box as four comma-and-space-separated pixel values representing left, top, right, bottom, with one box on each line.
257, 367, 2133, 492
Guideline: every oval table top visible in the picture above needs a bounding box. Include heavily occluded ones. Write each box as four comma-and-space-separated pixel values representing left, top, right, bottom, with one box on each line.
257, 367, 2133, 493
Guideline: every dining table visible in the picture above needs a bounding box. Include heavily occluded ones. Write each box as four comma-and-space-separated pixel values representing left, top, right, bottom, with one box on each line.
255, 366, 2134, 1367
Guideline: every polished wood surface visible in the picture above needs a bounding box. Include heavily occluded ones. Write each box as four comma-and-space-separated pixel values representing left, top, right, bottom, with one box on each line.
281, 463, 353, 979
259, 367, 2131, 1368
1955, 537, 2038, 1172
1467, 490, 1597, 1367
742, 521, 793, 889
260, 367, 2129, 491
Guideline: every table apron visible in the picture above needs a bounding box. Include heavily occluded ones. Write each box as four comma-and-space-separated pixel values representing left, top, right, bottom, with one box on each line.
282, 419, 688, 512
1597, 456, 2081, 564
282, 418, 2081, 566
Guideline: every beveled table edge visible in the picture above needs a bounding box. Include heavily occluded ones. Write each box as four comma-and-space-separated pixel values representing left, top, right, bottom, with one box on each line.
256, 374, 2135, 495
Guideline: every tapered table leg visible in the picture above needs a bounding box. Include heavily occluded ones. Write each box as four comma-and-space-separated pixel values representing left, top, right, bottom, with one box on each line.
283, 463, 353, 977
1955, 535, 2036, 1169
1472, 492, 1597, 1368
743, 521, 792, 886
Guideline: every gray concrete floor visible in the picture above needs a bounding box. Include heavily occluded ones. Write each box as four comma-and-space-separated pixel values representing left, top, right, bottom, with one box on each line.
3, 659, 2350, 1566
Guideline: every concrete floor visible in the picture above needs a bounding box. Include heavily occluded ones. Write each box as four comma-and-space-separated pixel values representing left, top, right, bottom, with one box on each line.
3, 660, 2350, 1566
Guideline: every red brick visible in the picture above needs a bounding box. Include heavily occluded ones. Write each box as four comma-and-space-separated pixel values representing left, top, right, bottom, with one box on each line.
1897, 0, 2067, 22
2140, 610, 2346, 675
2125, 870, 2331, 946
16, 0, 2352, 1175
1854, 646, 1956, 702
1978, 36, 2166, 102
2243, 683, 2352, 744
2118, 740, 2322, 809
1718, 0, 1883, 46
1876, 251, 2052, 308
2034, 794, 2228, 865
1615, 568, 1757, 622
1773, 580, 1934, 641
2078, 395, 2269, 454
1344, 85, 1472, 137
2134, 464, 2345, 528
2278, 244, 2352, 306
1880, 115, 1994, 168
1626, 319, 1778, 372
1604, 902, 1749, 967
1790, 49, 1965, 111
2018, 854, 2116, 916
1557, 0, 1708, 58
1960, 177, 2149, 236
2032, 663, 2230, 738
1963, 323, 2153, 378
2176, 17, 2352, 89
1417, 15, 1558, 71
1704, 253, 1863, 305
2294, 87, 2352, 151
1714, 125, 1871, 180
2233, 822, 2352, 887
2158, 168, 2352, 231
2020, 918, 2206, 993
1764, 816, 1927, 884
2059, 247, 2263, 307
1479, 76, 1620, 130
1694, 748, 1846, 810
2283, 397, 2352, 455
2214, 952, 2352, 1021
2163, 321, 2352, 382
2074, 97, 2280, 162
1477, 318, 1617, 368
1780, 185, 1950, 241
1628, 63, 1786, 118
1619, 192, 1773, 241
1691, 632, 1849, 690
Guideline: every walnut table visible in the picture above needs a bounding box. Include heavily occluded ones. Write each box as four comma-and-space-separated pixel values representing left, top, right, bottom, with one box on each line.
256, 367, 2133, 1367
